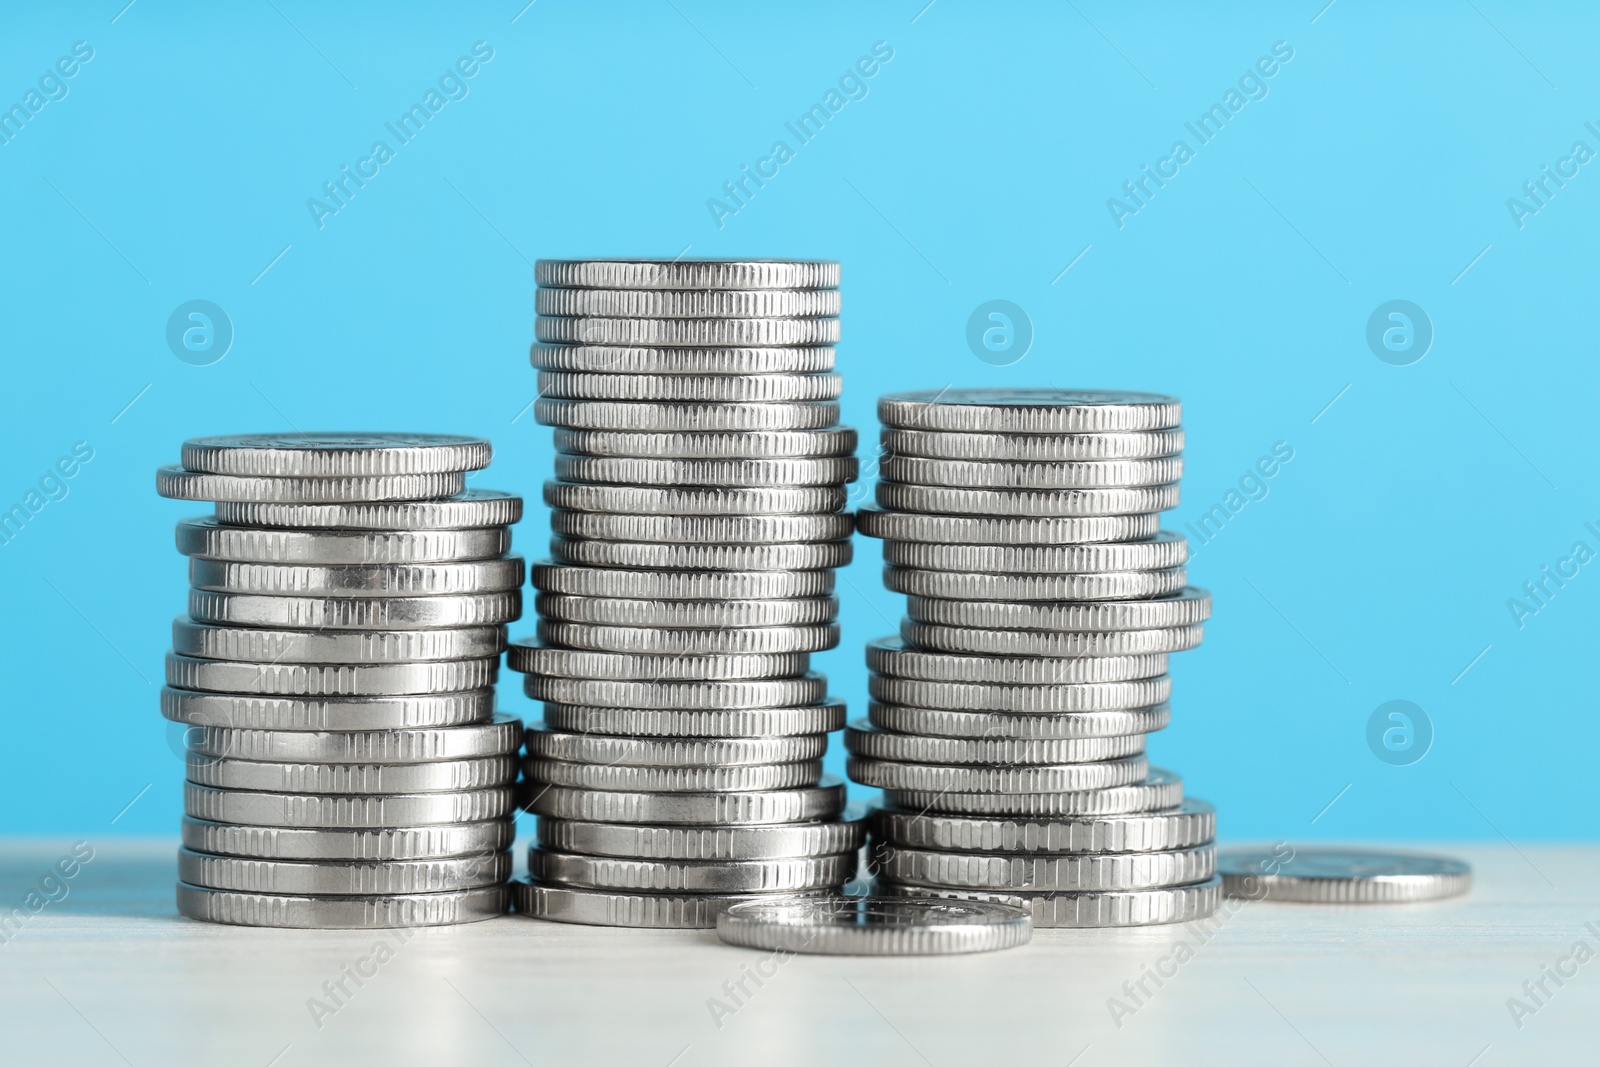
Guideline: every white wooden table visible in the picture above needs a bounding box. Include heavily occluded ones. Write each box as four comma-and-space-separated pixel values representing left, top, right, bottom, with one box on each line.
1, 840, 1592, 1065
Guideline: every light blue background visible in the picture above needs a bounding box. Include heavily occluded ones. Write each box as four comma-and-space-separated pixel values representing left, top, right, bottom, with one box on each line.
1, 0, 1593, 841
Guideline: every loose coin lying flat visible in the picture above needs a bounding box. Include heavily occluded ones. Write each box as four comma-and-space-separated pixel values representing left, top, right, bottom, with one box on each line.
554, 454, 856, 487
716, 896, 1032, 955
868, 675, 1172, 713
519, 778, 848, 826
872, 799, 1216, 854
905, 588, 1212, 631
179, 433, 492, 477
902, 620, 1204, 657
214, 490, 523, 531
177, 882, 507, 928
535, 287, 840, 319
189, 591, 521, 630
883, 767, 1183, 818
875, 843, 1216, 891
524, 727, 827, 767
514, 879, 830, 929
848, 755, 1149, 794
539, 372, 842, 403
180, 714, 523, 763
537, 593, 837, 629
545, 481, 845, 517
550, 509, 853, 544
883, 566, 1187, 601
1219, 848, 1472, 903
878, 389, 1181, 434
867, 701, 1170, 740
529, 849, 852, 893
524, 672, 828, 710
536, 316, 839, 347
550, 538, 851, 573
523, 757, 823, 793
171, 620, 506, 664
531, 344, 835, 376
534, 258, 839, 290
876, 482, 1178, 518
553, 426, 856, 460
538, 620, 839, 656
540, 700, 847, 739
866, 637, 1166, 684
537, 816, 865, 861
160, 687, 496, 731
188, 557, 524, 597
856, 505, 1158, 545
156, 466, 466, 503
879, 427, 1184, 462
883, 878, 1220, 929
844, 723, 1146, 766
881, 534, 1187, 574
165, 654, 497, 697
178, 848, 511, 895
180, 816, 515, 861
881, 456, 1182, 489
187, 754, 516, 794
184, 783, 515, 827
176, 517, 511, 564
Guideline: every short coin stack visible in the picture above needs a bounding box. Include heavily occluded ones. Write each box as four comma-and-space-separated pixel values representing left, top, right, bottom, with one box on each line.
851, 390, 1220, 927
511, 258, 864, 928
156, 434, 523, 929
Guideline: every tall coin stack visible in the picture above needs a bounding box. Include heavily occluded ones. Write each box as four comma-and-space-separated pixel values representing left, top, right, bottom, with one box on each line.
510, 258, 865, 928
850, 390, 1221, 928
156, 434, 524, 929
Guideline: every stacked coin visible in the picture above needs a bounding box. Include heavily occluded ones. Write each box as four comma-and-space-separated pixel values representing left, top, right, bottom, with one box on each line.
156, 434, 523, 928
851, 390, 1221, 927
511, 259, 863, 928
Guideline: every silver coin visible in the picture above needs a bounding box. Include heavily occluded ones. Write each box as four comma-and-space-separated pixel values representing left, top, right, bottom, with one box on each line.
867, 701, 1170, 740
530, 849, 852, 893
902, 620, 1204, 657
880, 533, 1187, 574
179, 433, 491, 477
184, 783, 515, 827
537, 816, 865, 861
551, 509, 853, 544
214, 489, 522, 531
537, 593, 837, 629
540, 700, 847, 739
524, 672, 828, 710
536, 316, 839, 347
883, 566, 1187, 601
717, 896, 1032, 955
535, 258, 839, 290
551, 538, 851, 573
878, 389, 1181, 433
170, 620, 506, 664
161, 687, 496, 731
189, 590, 521, 630
177, 848, 511, 895
1219, 848, 1472, 903
179, 713, 523, 763
872, 799, 1216, 854
188, 557, 524, 598
545, 480, 845, 516
883, 767, 1183, 817
844, 723, 1146, 766
177, 882, 507, 928
880, 427, 1184, 462
883, 878, 1220, 928
866, 637, 1166, 684
848, 755, 1149, 794
524, 727, 827, 767
536, 398, 840, 433
538, 619, 838, 655
156, 466, 465, 503
906, 588, 1211, 631
539, 372, 842, 403
553, 426, 856, 460
881, 455, 1182, 489
530, 561, 832, 599
520, 777, 848, 826
509, 642, 807, 681
513, 879, 831, 929
524, 758, 823, 794
180, 816, 515, 861
876, 482, 1178, 518
165, 654, 497, 697
187, 754, 517, 794
553, 454, 856, 487
536, 287, 840, 319
531, 343, 835, 375
876, 843, 1215, 891
868, 675, 1172, 713
856, 505, 1159, 545
175, 517, 511, 565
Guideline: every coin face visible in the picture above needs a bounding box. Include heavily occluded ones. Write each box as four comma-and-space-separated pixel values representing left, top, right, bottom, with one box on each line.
879, 389, 1181, 433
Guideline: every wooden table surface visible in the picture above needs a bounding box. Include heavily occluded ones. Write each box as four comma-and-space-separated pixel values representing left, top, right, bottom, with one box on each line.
1, 839, 1593, 1065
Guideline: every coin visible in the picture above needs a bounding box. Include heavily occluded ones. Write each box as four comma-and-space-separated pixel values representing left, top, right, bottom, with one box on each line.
879, 427, 1184, 462
509, 642, 807, 681
165, 654, 497, 696
880, 534, 1187, 574
156, 466, 466, 503
716, 897, 1032, 955
540, 372, 842, 403
550, 510, 853, 544
177, 848, 511, 894
881, 455, 1182, 489
856, 505, 1159, 545
550, 538, 852, 573
177, 882, 508, 928
524, 673, 828, 710
536, 316, 840, 347
902, 620, 1204, 657
536, 287, 840, 319
883, 878, 1220, 928
171, 620, 506, 664
188, 557, 524, 597
535, 258, 839, 290
866, 701, 1170, 740
1219, 848, 1472, 903
525, 727, 827, 767
530, 849, 852, 893
180, 817, 515, 860
553, 455, 857, 487
878, 389, 1181, 433
847, 755, 1149, 794
537, 816, 865, 861
538, 620, 838, 656
843, 723, 1146, 765
876, 482, 1178, 518
536, 398, 840, 433
553, 426, 857, 460
536, 593, 837, 628
866, 637, 1167, 684
905, 589, 1211, 631
883, 566, 1187, 601
176, 517, 511, 564
179, 714, 523, 763
875, 843, 1215, 891
530, 562, 832, 600
214, 489, 523, 531
545, 481, 846, 517
883, 767, 1182, 817
161, 687, 496, 731
518, 777, 848, 825
513, 879, 830, 929
871, 799, 1216, 853
523, 757, 823, 793
540, 700, 847, 739
179, 433, 492, 477
868, 675, 1172, 713
184, 783, 515, 827
189, 590, 521, 630
531, 344, 835, 375
187, 754, 517, 794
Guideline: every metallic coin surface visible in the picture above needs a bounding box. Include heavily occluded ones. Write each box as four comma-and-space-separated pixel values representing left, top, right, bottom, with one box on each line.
510, 643, 807, 681
176, 882, 508, 928
1219, 848, 1472, 903
551, 509, 852, 545
881, 455, 1182, 489
188, 557, 524, 598
536, 398, 840, 432
524, 672, 828, 710
866, 637, 1166, 684
214, 490, 522, 531
536, 287, 840, 319
176, 517, 511, 564
883, 565, 1187, 601
878, 389, 1181, 433
180, 817, 515, 861
525, 728, 828, 767
530, 562, 832, 601
848, 755, 1149, 794
179, 433, 491, 477
184, 783, 515, 827
883, 878, 1220, 929
872, 799, 1216, 854
179, 714, 523, 763
879, 427, 1184, 461
536, 316, 840, 347
540, 700, 847, 739
545, 481, 846, 517
883, 767, 1183, 817
187, 753, 517, 794
554, 454, 856, 487
844, 723, 1147, 766
717, 896, 1032, 955
534, 258, 839, 290
160, 686, 496, 731
537, 816, 865, 861
880, 534, 1187, 574
529, 849, 852, 893
523, 757, 823, 794
856, 506, 1159, 545
189, 590, 521, 630
178, 848, 511, 895
156, 466, 466, 503
550, 538, 851, 573
553, 426, 856, 460
540, 372, 842, 403
537, 593, 837, 629
513, 879, 830, 929
531, 343, 835, 375
518, 777, 848, 826
902, 620, 1204, 657
538, 619, 838, 655
868, 674, 1172, 713
875, 843, 1216, 891
165, 654, 497, 697
867, 701, 1170, 740
171, 620, 506, 664
876, 481, 1178, 518
905, 588, 1211, 631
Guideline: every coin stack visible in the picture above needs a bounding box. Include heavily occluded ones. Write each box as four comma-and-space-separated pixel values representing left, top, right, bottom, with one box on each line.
850, 390, 1221, 928
155, 434, 524, 929
510, 258, 864, 928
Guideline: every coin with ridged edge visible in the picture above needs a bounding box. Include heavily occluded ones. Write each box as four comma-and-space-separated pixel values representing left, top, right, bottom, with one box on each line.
868, 675, 1171, 713
550, 538, 852, 573
537, 620, 838, 655
536, 316, 840, 347
186, 754, 516, 794
906, 589, 1211, 631
535, 259, 839, 291
872, 799, 1216, 854
881, 534, 1187, 574
866, 637, 1166, 684
867, 701, 1170, 740
180, 816, 515, 861
513, 879, 832, 929
902, 620, 1204, 657
554, 454, 857, 487
171, 620, 506, 664
883, 877, 1220, 929
878, 389, 1181, 434
883, 767, 1182, 817
165, 654, 497, 696
156, 466, 466, 503
531, 562, 832, 600
879, 427, 1184, 462
546, 481, 846, 516
524, 672, 828, 710
539, 372, 842, 403
530, 849, 852, 893
160, 687, 496, 731
214, 490, 522, 531
1218, 848, 1472, 903
884, 566, 1187, 601
856, 505, 1159, 545
179, 713, 523, 763
876, 482, 1178, 518
189, 557, 524, 598
536, 816, 865, 861
537, 593, 837, 629
177, 848, 511, 895
536, 399, 840, 433
179, 433, 491, 477
844, 723, 1146, 766
523, 758, 822, 794
518, 777, 847, 825
554, 426, 856, 460
876, 843, 1215, 891
551, 509, 853, 544
540, 700, 847, 739
531, 344, 835, 375
184, 783, 515, 827
176, 882, 508, 928
881, 455, 1182, 489
717, 896, 1033, 956
189, 591, 521, 630
536, 287, 839, 319
848, 755, 1148, 794
509, 642, 807, 681
525, 727, 827, 767
176, 517, 511, 565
